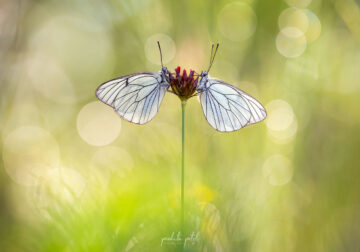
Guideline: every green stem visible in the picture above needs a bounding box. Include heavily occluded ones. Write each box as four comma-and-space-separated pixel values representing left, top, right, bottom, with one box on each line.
181, 100, 186, 242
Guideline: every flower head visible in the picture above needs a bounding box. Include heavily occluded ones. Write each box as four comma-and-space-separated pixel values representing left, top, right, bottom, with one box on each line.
168, 66, 199, 101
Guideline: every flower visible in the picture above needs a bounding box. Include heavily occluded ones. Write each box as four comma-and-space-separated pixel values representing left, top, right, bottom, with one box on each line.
168, 66, 199, 101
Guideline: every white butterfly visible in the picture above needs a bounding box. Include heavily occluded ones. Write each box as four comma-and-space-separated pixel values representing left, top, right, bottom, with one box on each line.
197, 75, 266, 132
96, 42, 266, 132
196, 44, 266, 132
96, 69, 170, 124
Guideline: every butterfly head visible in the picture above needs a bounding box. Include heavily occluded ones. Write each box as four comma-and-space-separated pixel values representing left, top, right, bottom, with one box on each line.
168, 66, 199, 101
200, 71, 208, 78
160, 67, 170, 82
196, 71, 209, 91
161, 66, 168, 73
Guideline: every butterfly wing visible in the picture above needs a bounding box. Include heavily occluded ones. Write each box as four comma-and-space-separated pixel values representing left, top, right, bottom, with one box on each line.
198, 78, 266, 132
96, 72, 169, 124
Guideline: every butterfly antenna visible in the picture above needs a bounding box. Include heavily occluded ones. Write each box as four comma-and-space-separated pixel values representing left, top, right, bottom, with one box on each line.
157, 41, 164, 68
206, 43, 214, 72
207, 43, 219, 73
209, 43, 214, 66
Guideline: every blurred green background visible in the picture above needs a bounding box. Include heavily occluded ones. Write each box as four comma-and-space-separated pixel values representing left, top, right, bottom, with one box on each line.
1, 0, 360, 251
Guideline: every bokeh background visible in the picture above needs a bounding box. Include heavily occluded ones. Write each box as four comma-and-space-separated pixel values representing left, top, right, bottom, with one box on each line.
1, 0, 360, 251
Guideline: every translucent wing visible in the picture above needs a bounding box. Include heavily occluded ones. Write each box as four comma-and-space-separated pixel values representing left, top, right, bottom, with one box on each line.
199, 78, 266, 132
96, 72, 169, 124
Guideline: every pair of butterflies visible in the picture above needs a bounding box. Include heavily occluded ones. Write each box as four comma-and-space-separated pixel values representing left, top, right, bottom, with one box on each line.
96, 43, 266, 132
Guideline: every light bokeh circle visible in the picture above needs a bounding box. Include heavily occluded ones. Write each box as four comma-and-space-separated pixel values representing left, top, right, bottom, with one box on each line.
2, 126, 60, 186
278, 8, 321, 44
279, 8, 309, 34
276, 27, 307, 58
263, 154, 293, 186
265, 99, 295, 131
35, 166, 86, 205
145, 33, 176, 65
25, 53, 76, 104
304, 10, 321, 43
28, 13, 115, 101
57, 167, 86, 201
77, 101, 121, 146
217, 2, 257, 41
268, 119, 298, 144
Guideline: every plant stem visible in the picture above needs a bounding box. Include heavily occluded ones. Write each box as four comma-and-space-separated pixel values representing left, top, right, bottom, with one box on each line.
181, 100, 186, 242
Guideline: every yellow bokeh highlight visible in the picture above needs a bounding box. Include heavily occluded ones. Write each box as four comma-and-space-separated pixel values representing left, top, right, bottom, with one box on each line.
77, 101, 121, 146
304, 10, 322, 43
266, 99, 297, 144
25, 53, 76, 104
2, 126, 60, 186
279, 8, 309, 34
218, 2, 257, 41
194, 184, 214, 203
263, 154, 293, 186
35, 166, 86, 208
276, 27, 307, 58
266, 99, 295, 131
278, 8, 321, 44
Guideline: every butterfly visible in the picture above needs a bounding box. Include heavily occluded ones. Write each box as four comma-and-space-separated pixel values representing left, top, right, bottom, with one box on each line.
96, 42, 266, 132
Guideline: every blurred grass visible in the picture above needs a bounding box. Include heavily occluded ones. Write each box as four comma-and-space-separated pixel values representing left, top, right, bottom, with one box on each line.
1, 0, 360, 251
